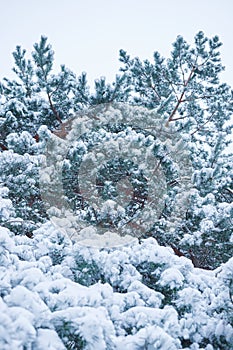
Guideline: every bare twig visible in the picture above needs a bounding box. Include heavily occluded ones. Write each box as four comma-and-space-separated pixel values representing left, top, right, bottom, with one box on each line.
191, 110, 216, 135
165, 64, 197, 126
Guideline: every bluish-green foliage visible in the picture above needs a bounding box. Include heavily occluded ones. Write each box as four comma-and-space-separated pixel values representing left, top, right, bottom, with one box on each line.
0, 32, 232, 269
119, 31, 233, 268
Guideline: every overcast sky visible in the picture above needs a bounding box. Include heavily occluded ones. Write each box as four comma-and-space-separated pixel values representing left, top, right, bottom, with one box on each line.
1, 0, 233, 89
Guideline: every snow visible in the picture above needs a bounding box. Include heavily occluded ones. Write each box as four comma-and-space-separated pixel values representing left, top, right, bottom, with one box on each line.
159, 268, 184, 289
0, 223, 232, 348
116, 325, 180, 350
0, 192, 14, 221
34, 329, 66, 350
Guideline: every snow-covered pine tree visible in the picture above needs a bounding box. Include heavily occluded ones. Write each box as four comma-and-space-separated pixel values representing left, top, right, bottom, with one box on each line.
0, 32, 233, 349
119, 31, 233, 268
0, 36, 92, 149
0, 32, 232, 268
0, 36, 92, 234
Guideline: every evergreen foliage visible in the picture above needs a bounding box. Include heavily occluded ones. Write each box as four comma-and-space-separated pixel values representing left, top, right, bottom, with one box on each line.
119, 31, 233, 268
0, 33, 232, 267
0, 226, 232, 349
0, 32, 232, 349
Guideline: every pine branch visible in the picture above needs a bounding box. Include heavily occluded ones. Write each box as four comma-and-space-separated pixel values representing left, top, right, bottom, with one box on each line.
0, 142, 8, 151
165, 64, 196, 126
47, 91, 62, 124
191, 110, 216, 135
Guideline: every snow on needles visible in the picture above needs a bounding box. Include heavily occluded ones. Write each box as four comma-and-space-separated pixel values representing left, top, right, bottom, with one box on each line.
0, 224, 232, 349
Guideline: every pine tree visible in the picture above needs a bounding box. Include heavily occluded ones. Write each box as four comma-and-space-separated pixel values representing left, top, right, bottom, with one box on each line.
0, 32, 232, 268
0, 37, 92, 232
1, 33, 233, 349
119, 31, 233, 268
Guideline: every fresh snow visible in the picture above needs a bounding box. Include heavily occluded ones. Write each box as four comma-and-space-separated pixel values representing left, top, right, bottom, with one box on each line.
0, 223, 232, 349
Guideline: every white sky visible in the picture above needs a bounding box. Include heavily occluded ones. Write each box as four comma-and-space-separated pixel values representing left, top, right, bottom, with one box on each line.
1, 0, 233, 89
